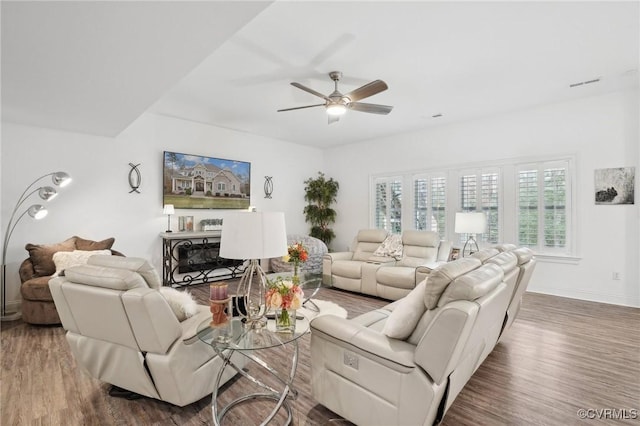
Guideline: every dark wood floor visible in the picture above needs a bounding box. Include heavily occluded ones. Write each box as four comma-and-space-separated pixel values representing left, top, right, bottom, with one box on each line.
2, 286, 639, 425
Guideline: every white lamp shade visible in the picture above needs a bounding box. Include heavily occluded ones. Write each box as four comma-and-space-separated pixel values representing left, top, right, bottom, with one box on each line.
163, 204, 175, 215
220, 211, 287, 260
455, 212, 487, 234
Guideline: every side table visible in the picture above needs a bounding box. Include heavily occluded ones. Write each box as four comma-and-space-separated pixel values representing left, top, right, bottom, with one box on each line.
196, 316, 310, 425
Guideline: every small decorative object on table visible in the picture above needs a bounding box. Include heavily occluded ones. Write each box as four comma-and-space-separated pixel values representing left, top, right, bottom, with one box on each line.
209, 283, 231, 330
266, 276, 304, 333
283, 242, 308, 284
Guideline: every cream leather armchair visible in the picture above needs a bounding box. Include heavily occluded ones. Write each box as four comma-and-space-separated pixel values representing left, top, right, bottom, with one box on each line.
310, 258, 512, 425
49, 255, 242, 407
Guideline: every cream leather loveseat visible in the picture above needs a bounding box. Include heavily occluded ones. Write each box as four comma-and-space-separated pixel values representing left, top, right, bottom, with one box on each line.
323, 229, 452, 300
310, 246, 536, 425
49, 255, 243, 407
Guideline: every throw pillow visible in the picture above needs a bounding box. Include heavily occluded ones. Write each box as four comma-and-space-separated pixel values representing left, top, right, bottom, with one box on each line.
373, 234, 403, 259
382, 280, 427, 339
52, 250, 112, 277
74, 236, 115, 251
25, 237, 77, 277
159, 287, 198, 322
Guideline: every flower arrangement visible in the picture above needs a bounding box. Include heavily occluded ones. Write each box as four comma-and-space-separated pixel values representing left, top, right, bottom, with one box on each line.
266, 276, 304, 310
266, 276, 304, 331
283, 242, 309, 279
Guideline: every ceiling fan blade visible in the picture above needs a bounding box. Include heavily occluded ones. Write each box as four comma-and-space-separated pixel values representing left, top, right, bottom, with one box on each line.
328, 114, 340, 125
348, 102, 393, 115
344, 80, 388, 102
291, 82, 331, 101
277, 104, 325, 112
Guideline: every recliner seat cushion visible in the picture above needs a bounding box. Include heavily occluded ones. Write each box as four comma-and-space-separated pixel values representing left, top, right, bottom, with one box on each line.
331, 260, 364, 279
376, 266, 417, 289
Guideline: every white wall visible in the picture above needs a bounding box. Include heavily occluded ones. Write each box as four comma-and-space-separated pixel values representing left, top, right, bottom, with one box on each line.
1, 113, 323, 309
324, 89, 639, 307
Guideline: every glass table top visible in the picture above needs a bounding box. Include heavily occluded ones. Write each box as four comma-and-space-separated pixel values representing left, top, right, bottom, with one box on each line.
196, 316, 310, 351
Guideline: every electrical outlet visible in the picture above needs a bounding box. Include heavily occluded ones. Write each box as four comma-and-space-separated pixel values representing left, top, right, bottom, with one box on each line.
612, 272, 621, 280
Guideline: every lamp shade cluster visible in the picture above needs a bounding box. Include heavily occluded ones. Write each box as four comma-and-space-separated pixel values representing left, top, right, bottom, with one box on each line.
2, 171, 72, 321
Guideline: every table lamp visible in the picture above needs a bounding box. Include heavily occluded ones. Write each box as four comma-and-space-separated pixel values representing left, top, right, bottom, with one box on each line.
220, 211, 287, 328
163, 204, 175, 232
455, 212, 487, 257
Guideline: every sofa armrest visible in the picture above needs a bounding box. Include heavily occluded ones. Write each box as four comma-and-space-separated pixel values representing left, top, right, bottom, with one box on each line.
19, 258, 37, 283
437, 241, 453, 262
416, 261, 447, 275
311, 315, 416, 371
324, 251, 354, 262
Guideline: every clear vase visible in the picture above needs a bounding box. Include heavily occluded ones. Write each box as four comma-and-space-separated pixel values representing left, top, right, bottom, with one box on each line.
275, 308, 297, 333
292, 261, 300, 285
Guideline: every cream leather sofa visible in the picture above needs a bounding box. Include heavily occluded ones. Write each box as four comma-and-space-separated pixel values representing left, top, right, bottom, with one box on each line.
49, 255, 242, 407
323, 229, 452, 300
310, 246, 536, 425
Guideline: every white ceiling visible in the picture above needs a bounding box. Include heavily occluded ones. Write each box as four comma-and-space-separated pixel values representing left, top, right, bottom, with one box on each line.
2, 1, 639, 148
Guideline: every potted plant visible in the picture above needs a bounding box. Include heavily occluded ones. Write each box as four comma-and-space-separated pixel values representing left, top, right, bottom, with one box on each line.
303, 172, 339, 248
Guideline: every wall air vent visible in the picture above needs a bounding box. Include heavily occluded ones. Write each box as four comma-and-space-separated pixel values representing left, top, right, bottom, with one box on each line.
569, 78, 601, 88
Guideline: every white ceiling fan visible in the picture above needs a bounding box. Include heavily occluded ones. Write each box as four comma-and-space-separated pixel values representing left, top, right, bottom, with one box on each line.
278, 71, 393, 124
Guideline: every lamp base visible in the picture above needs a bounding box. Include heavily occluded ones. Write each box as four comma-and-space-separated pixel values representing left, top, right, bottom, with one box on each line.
462, 236, 479, 257
1, 311, 22, 322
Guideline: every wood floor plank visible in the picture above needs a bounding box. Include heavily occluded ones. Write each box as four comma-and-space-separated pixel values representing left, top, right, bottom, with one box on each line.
2, 286, 638, 425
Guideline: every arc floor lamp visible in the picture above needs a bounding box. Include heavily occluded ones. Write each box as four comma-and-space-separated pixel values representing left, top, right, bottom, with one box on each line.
1, 171, 72, 321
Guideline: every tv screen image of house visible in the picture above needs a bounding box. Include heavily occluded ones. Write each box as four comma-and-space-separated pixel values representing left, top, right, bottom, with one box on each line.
163, 151, 251, 209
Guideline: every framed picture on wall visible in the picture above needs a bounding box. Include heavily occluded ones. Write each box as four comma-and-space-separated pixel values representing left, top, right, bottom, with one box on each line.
163, 151, 251, 209
594, 167, 635, 205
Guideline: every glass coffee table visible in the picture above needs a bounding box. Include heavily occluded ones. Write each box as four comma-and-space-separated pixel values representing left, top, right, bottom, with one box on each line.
266, 270, 327, 312
196, 316, 310, 425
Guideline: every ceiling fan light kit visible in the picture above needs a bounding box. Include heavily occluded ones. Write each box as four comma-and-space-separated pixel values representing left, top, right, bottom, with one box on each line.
278, 71, 393, 124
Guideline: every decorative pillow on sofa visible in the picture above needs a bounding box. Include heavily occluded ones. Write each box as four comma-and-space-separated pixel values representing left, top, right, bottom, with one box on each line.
52, 250, 112, 277
25, 237, 77, 277
159, 287, 198, 322
373, 234, 403, 260
382, 280, 427, 339
74, 236, 115, 251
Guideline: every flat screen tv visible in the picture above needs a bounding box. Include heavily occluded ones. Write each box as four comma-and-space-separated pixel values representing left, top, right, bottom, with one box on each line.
163, 151, 251, 209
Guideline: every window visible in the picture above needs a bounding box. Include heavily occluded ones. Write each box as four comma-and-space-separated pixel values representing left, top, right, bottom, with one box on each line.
413, 175, 446, 239
373, 177, 402, 234
370, 156, 573, 257
458, 170, 500, 245
217, 182, 226, 191
517, 161, 570, 253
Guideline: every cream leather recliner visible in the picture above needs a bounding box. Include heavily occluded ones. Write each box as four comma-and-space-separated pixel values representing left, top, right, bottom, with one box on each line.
310, 257, 512, 425
324, 229, 452, 300
49, 255, 242, 407
322, 229, 391, 293
375, 230, 452, 300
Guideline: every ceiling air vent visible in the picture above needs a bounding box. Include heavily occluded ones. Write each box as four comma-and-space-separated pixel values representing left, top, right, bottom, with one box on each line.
569, 78, 601, 88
